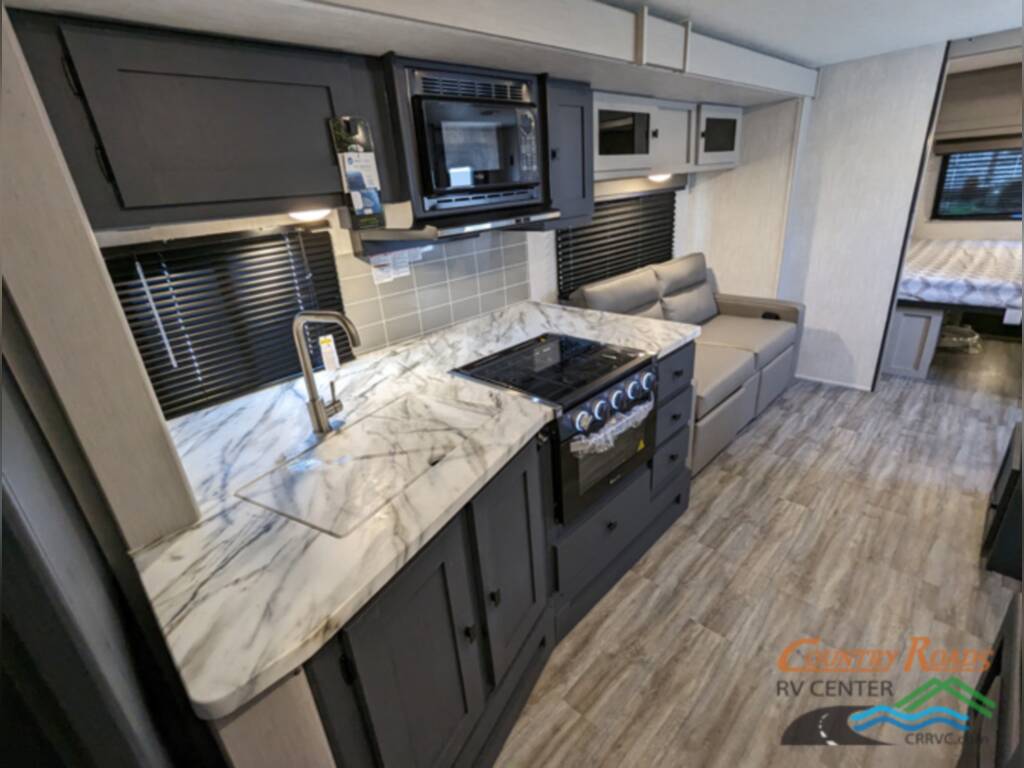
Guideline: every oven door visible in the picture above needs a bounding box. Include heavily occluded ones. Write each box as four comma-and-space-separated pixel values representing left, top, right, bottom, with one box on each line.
415, 97, 541, 196
558, 409, 655, 525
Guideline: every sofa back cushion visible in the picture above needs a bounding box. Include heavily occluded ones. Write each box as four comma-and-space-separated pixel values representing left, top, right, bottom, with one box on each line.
573, 267, 663, 318
656, 253, 718, 325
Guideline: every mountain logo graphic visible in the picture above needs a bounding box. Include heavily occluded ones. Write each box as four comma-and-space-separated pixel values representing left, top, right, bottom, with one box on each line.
849, 677, 995, 733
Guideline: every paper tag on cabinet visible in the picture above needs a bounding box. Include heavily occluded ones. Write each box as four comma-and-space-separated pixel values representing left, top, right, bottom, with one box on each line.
329, 116, 384, 230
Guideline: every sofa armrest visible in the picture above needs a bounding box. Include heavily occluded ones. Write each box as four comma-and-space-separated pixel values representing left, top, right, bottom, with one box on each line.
714, 293, 805, 329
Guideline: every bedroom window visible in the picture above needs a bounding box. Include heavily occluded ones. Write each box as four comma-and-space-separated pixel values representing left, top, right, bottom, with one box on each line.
104, 227, 353, 419
556, 192, 675, 299
933, 148, 1023, 220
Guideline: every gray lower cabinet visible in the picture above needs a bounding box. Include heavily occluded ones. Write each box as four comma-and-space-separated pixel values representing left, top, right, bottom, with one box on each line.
306, 437, 549, 768
343, 514, 486, 768
468, 441, 548, 685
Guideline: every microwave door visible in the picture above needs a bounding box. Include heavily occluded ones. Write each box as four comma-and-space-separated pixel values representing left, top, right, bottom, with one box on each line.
417, 99, 536, 195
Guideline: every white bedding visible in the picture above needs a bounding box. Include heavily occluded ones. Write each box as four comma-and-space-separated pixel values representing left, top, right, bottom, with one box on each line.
898, 239, 1023, 313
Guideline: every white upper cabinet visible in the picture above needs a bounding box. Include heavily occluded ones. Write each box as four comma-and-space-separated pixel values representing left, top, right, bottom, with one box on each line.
695, 105, 743, 167
652, 101, 693, 175
594, 91, 743, 179
593, 93, 662, 177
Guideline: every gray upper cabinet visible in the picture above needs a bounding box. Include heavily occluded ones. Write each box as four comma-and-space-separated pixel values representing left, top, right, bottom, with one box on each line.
342, 515, 486, 768
12, 12, 397, 229
468, 439, 548, 685
544, 78, 594, 226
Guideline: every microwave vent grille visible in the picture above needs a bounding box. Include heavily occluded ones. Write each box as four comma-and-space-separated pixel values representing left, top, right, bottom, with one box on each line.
427, 187, 537, 211
420, 75, 527, 103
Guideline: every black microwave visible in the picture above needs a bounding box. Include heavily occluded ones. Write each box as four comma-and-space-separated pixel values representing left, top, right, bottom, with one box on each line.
389, 58, 545, 216
415, 97, 541, 202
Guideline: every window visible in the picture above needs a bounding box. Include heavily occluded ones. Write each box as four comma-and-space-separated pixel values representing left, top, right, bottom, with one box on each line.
105, 227, 353, 419
933, 148, 1022, 220
556, 192, 675, 299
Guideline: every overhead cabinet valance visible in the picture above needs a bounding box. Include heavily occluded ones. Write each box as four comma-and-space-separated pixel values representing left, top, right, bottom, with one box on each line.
934, 65, 1023, 142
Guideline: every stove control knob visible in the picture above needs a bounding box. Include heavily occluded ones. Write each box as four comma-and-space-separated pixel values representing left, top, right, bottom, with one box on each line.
609, 390, 625, 411
574, 409, 593, 433
626, 380, 642, 401
640, 371, 656, 392
593, 399, 609, 421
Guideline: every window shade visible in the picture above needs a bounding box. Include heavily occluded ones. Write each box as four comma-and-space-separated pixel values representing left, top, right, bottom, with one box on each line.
556, 193, 675, 299
933, 148, 1022, 220
105, 227, 353, 419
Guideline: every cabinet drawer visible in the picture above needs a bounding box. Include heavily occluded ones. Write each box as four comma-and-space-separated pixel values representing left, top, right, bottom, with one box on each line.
554, 469, 655, 598
652, 467, 691, 518
652, 427, 689, 495
658, 343, 695, 402
656, 386, 692, 446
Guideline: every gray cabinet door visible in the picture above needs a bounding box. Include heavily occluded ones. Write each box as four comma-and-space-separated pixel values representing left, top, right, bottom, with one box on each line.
545, 79, 594, 222
59, 21, 395, 211
469, 439, 548, 684
343, 517, 485, 768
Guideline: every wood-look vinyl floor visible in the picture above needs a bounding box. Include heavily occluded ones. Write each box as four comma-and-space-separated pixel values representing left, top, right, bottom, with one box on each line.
496, 340, 1021, 768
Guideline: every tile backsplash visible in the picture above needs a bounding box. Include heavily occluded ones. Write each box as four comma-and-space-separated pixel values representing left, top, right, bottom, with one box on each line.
336, 231, 530, 353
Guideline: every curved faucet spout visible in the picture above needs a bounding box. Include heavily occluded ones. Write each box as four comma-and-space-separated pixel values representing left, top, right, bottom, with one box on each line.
293, 310, 361, 434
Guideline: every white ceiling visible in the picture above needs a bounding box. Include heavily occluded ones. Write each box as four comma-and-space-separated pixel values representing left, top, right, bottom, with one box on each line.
605, 0, 1022, 67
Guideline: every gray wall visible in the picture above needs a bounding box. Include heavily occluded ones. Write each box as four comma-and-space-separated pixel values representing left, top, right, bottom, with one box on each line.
777, 43, 946, 390
335, 231, 531, 352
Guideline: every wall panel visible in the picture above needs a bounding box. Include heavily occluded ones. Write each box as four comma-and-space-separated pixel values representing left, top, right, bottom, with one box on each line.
777, 43, 946, 389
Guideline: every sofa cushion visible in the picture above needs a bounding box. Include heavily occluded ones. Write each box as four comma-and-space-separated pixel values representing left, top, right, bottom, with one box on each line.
698, 314, 797, 368
656, 254, 718, 325
693, 343, 757, 419
575, 267, 662, 318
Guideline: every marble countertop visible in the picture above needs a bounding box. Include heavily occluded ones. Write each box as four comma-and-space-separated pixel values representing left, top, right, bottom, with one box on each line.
132, 301, 699, 719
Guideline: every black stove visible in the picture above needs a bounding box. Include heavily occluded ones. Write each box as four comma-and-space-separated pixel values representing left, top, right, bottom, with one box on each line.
456, 334, 659, 525
454, 334, 649, 409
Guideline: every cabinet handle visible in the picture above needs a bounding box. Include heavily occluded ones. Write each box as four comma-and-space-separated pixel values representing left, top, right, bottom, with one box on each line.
669, 453, 680, 462
464, 624, 478, 643
551, 148, 559, 160
671, 413, 683, 422
673, 369, 685, 378
652, 129, 660, 139
606, 520, 618, 532
489, 589, 502, 607
675, 494, 683, 504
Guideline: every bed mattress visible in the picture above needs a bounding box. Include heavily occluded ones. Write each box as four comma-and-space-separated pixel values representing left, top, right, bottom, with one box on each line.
898, 239, 1023, 312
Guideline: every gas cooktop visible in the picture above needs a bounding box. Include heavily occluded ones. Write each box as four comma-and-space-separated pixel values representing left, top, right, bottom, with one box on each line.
453, 334, 649, 408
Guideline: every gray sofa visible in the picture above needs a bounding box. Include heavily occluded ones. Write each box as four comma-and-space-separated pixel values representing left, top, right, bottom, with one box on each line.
570, 253, 805, 473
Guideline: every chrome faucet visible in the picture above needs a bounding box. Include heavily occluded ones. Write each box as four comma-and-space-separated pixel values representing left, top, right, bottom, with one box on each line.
292, 310, 362, 434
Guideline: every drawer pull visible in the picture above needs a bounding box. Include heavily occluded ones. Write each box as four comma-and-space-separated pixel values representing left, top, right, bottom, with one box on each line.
671, 413, 683, 422
673, 369, 685, 378
669, 453, 680, 462
489, 589, 502, 607
464, 624, 478, 643
606, 520, 618, 532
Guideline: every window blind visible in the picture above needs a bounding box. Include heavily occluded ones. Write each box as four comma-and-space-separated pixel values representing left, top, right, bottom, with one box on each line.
556, 193, 675, 299
105, 227, 353, 419
933, 148, 1022, 220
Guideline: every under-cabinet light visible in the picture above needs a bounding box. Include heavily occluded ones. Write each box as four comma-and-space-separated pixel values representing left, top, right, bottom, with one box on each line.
288, 208, 332, 222
647, 174, 671, 183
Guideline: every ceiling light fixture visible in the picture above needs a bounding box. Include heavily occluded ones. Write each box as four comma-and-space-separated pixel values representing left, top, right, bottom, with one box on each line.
288, 208, 332, 222
647, 173, 671, 183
